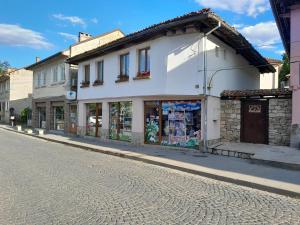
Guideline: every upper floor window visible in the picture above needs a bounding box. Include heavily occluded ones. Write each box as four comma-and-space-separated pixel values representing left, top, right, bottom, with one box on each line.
94, 60, 104, 86
53, 66, 58, 83
59, 64, 65, 81
138, 48, 150, 76
120, 53, 129, 77
81, 64, 90, 88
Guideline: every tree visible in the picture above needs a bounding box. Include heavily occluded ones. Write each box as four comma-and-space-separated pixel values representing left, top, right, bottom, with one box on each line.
278, 53, 290, 86
0, 60, 10, 76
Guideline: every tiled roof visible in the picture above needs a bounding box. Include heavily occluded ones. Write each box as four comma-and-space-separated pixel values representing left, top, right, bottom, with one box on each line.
221, 89, 292, 98
67, 9, 275, 73
265, 57, 283, 65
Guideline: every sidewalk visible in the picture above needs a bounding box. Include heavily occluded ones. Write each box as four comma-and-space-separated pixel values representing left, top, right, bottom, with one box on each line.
210, 142, 300, 170
1, 124, 300, 198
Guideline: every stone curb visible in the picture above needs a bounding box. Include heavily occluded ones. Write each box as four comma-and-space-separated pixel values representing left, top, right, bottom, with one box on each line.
1, 126, 300, 199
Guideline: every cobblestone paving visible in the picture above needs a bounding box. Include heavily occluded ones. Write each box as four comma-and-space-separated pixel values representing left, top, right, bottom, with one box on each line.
0, 129, 300, 225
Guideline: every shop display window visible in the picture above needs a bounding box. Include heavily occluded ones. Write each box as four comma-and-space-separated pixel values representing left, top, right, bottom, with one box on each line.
109, 101, 132, 142
53, 106, 64, 131
144, 100, 201, 149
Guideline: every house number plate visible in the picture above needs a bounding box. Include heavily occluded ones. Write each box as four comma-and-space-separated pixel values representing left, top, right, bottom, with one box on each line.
249, 105, 261, 113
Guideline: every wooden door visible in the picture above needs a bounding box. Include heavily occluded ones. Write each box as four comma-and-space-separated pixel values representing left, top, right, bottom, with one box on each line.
241, 100, 268, 144
69, 105, 77, 134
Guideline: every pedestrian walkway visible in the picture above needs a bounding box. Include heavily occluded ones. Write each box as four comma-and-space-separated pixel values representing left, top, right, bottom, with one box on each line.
1, 124, 300, 198
209, 142, 300, 170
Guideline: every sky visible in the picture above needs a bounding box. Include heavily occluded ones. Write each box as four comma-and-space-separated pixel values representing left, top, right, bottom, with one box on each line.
0, 0, 284, 68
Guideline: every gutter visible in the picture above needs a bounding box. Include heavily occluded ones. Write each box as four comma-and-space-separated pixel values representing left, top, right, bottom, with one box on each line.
202, 21, 221, 153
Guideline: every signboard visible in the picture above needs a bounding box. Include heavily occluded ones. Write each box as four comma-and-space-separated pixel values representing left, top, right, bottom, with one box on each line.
66, 91, 76, 100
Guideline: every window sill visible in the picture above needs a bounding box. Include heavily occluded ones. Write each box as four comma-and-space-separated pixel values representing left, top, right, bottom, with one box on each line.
80, 84, 90, 88
133, 75, 151, 80
93, 80, 104, 86
115, 76, 129, 83
51, 81, 65, 86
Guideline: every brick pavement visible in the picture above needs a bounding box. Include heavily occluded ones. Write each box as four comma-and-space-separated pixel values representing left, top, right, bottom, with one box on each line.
0, 129, 300, 224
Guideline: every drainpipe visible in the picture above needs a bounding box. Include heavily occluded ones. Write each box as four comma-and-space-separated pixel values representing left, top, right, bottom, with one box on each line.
202, 21, 221, 153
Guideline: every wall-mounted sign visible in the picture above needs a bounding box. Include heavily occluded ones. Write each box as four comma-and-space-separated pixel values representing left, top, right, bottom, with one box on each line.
249, 105, 261, 113
66, 91, 76, 100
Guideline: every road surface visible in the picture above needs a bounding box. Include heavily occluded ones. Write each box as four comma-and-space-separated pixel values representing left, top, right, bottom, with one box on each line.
0, 129, 299, 225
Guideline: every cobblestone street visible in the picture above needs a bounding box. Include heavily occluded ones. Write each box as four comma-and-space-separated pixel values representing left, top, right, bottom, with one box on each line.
0, 129, 300, 225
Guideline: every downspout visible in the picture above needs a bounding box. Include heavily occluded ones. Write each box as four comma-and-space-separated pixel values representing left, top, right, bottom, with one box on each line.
202, 21, 221, 153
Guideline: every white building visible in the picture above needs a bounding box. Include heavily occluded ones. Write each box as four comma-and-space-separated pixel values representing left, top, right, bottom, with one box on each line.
0, 68, 33, 123
260, 58, 282, 89
67, 9, 274, 149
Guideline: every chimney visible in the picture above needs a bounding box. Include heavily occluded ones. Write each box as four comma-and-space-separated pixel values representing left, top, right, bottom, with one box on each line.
36, 57, 40, 63
78, 32, 92, 42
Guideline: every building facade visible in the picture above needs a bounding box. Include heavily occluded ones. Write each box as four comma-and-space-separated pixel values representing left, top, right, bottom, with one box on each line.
260, 58, 282, 89
68, 9, 274, 149
26, 30, 124, 133
0, 68, 33, 123
270, 0, 300, 147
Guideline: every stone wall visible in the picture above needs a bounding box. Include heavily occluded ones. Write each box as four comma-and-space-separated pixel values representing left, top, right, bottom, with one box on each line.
220, 100, 241, 142
220, 98, 292, 146
269, 99, 292, 146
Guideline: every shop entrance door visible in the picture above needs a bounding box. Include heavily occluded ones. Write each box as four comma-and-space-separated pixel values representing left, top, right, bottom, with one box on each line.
241, 100, 268, 144
69, 105, 77, 134
86, 103, 102, 137
38, 107, 46, 129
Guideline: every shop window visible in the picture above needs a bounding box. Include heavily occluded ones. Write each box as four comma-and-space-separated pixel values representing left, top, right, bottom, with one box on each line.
144, 101, 160, 144
144, 100, 201, 149
109, 101, 132, 142
53, 106, 64, 130
86, 103, 102, 137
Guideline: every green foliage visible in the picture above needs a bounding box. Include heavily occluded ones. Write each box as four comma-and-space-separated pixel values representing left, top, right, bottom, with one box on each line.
20, 107, 31, 123
0, 61, 10, 76
279, 53, 290, 85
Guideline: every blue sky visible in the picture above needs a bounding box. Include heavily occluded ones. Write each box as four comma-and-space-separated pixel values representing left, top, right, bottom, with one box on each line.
0, 0, 284, 68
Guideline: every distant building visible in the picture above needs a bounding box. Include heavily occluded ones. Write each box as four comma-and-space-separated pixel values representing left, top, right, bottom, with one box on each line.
260, 58, 282, 89
0, 68, 33, 123
26, 30, 124, 133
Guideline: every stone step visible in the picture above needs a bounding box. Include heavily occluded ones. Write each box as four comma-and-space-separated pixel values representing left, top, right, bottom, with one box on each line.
208, 148, 254, 159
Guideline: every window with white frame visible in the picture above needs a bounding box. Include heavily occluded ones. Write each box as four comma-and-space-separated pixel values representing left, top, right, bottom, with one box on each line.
138, 48, 150, 75
53, 66, 58, 83
84, 64, 90, 83
42, 71, 46, 86
120, 53, 129, 76
96, 60, 104, 82
59, 64, 65, 81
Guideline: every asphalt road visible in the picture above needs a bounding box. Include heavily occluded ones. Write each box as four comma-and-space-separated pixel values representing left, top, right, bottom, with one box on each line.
0, 129, 299, 225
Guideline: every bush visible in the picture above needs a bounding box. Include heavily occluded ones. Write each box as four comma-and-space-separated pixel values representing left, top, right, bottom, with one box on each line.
20, 107, 31, 123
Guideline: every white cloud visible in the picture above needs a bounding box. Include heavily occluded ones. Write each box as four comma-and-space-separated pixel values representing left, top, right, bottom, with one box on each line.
0, 24, 52, 49
194, 0, 270, 17
58, 32, 77, 42
91, 18, 99, 24
275, 50, 285, 55
53, 14, 86, 27
238, 21, 281, 49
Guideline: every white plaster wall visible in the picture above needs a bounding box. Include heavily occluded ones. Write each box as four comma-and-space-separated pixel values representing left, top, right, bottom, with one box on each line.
10, 69, 33, 101
206, 96, 220, 140
205, 35, 260, 96
77, 32, 260, 101
260, 65, 279, 89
